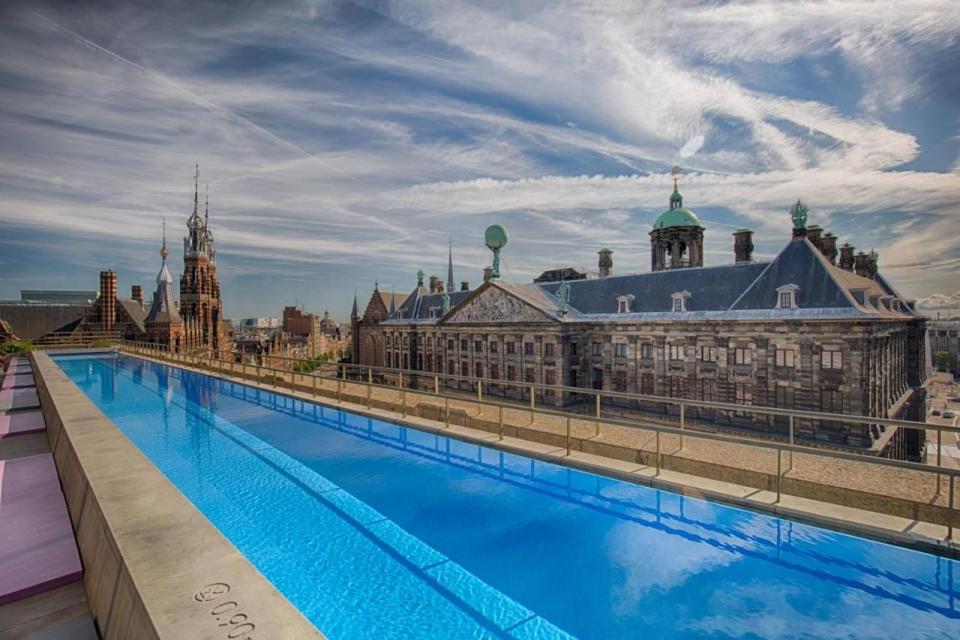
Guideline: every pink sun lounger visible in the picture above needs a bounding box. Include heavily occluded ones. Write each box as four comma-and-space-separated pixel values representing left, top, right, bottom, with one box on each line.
1, 373, 35, 390
0, 410, 46, 438
0, 453, 83, 604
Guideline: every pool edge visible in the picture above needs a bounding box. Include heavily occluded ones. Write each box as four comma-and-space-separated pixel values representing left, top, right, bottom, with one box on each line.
31, 351, 327, 640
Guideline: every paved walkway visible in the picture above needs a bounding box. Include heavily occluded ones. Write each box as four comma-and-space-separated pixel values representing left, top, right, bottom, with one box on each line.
0, 356, 97, 640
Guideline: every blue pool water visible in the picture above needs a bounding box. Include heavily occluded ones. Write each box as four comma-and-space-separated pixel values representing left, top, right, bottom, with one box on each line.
56, 354, 959, 639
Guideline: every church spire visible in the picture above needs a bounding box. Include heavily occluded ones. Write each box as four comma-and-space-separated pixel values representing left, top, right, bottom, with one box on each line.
446, 237, 455, 293
193, 163, 199, 214
351, 290, 360, 319
204, 183, 209, 227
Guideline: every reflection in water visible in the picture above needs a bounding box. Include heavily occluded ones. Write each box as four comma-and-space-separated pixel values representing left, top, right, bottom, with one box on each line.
55, 354, 960, 639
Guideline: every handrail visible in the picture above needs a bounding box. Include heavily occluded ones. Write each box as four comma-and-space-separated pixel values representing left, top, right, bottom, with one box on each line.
186, 344, 956, 437
116, 340, 959, 540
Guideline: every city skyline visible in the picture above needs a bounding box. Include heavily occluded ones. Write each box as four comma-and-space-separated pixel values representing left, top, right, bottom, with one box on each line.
1, 1, 959, 319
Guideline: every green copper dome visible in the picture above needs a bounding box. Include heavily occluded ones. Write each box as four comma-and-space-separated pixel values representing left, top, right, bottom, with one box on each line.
653, 180, 703, 229
653, 206, 702, 229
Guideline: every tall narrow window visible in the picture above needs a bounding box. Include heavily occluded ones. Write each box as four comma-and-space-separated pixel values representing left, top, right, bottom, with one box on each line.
776, 284, 799, 309
821, 350, 843, 369
775, 349, 795, 368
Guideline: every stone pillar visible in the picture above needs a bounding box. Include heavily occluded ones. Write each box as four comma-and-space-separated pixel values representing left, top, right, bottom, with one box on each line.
598, 248, 613, 278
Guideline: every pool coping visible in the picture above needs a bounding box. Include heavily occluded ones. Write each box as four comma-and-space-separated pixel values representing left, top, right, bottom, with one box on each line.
30, 351, 326, 640
120, 350, 960, 561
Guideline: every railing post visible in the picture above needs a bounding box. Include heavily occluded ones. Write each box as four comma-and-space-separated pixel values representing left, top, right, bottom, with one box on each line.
655, 431, 661, 476
434, 374, 439, 395
529, 386, 535, 425
949, 474, 955, 541
679, 402, 685, 449
776, 448, 782, 503
368, 368, 372, 385
566, 415, 572, 456
401, 388, 407, 417
336, 378, 342, 404
788, 414, 795, 470
498, 405, 504, 441
366, 380, 372, 409
444, 396, 450, 428
313, 373, 317, 396
936, 427, 944, 497
595, 393, 601, 437
399, 370, 403, 389
477, 380, 482, 409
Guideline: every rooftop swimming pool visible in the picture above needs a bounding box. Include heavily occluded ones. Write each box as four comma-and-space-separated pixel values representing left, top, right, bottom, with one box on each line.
56, 353, 959, 639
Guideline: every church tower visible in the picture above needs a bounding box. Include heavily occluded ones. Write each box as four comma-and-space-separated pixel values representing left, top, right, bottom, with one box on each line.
145, 219, 185, 351
649, 168, 704, 271
179, 164, 225, 352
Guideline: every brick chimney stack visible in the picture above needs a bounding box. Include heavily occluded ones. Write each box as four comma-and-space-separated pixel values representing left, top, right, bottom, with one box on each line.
598, 248, 613, 278
99, 270, 117, 332
483, 267, 493, 283
460, 281, 469, 291
839, 243, 855, 271
854, 251, 869, 277
131, 285, 143, 307
820, 233, 838, 264
805, 225, 823, 251
428, 276, 443, 294
733, 229, 754, 263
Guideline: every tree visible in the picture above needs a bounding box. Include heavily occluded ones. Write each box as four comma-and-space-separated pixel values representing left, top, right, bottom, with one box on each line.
933, 351, 957, 371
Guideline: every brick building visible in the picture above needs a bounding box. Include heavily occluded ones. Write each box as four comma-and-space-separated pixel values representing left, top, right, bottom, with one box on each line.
353, 183, 929, 457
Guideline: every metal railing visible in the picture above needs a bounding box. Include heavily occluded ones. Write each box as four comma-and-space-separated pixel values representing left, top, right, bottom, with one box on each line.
184, 345, 957, 463
118, 340, 959, 538
12, 331, 123, 349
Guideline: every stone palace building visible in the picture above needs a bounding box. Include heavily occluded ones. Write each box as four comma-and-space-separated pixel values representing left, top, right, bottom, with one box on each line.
352, 179, 929, 457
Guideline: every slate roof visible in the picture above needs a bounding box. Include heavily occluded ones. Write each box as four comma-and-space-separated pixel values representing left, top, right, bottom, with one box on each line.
380, 236, 916, 326
144, 285, 180, 326
539, 261, 769, 314
389, 288, 472, 322
117, 297, 149, 333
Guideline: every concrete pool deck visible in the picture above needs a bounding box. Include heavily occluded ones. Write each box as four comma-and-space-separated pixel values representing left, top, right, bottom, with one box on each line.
128, 350, 960, 559
28, 351, 325, 640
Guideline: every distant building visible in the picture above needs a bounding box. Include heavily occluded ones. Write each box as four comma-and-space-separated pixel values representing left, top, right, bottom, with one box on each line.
19, 290, 99, 305
354, 181, 928, 459
928, 320, 960, 373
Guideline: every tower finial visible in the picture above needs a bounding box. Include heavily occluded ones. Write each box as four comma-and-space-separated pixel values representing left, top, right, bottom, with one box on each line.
194, 163, 199, 208
204, 183, 209, 225
670, 165, 683, 210
446, 237, 455, 293
160, 217, 168, 260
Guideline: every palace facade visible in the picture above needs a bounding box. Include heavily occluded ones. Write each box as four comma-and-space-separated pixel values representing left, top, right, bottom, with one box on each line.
353, 181, 929, 457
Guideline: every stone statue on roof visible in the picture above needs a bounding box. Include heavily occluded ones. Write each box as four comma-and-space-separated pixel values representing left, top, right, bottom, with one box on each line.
556, 279, 571, 316
441, 291, 450, 314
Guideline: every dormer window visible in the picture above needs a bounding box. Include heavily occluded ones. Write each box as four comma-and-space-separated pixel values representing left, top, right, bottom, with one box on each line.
775, 284, 799, 309
617, 294, 636, 313
671, 290, 690, 312
850, 287, 868, 306
429, 306, 441, 319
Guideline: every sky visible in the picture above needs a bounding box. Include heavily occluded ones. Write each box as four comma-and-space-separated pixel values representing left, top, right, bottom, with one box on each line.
1, 0, 959, 321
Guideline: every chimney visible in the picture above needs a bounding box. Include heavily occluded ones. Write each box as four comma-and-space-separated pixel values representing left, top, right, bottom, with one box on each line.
733, 229, 754, 263
131, 284, 143, 307
598, 248, 613, 278
839, 243, 855, 271
483, 266, 493, 283
854, 251, 869, 277
460, 281, 469, 291
99, 270, 117, 332
820, 232, 838, 264
805, 225, 823, 250
865, 251, 878, 280
428, 275, 442, 294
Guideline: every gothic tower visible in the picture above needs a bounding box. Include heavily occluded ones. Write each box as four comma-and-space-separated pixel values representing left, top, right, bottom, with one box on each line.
179, 165, 224, 352
649, 174, 704, 271
145, 220, 184, 351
